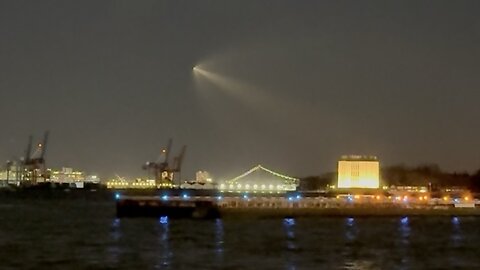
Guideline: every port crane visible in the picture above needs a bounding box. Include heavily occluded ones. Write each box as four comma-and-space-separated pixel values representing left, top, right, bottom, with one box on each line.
20, 131, 50, 184
142, 139, 186, 188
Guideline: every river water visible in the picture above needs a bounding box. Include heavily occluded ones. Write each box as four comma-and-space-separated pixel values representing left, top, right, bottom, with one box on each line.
0, 198, 479, 269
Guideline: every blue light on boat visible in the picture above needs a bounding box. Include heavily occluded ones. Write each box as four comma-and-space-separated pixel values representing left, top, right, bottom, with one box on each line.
296, 195, 301, 200
217, 196, 223, 200
288, 197, 293, 201
182, 194, 189, 199
162, 195, 168, 201
284, 218, 295, 226
452, 216, 460, 225
159, 216, 168, 224
115, 193, 120, 200
243, 194, 248, 200
401, 216, 409, 224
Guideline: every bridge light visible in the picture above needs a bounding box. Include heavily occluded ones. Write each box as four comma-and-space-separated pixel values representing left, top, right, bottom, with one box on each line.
253, 184, 258, 189
237, 184, 242, 190
220, 184, 225, 189
262, 184, 266, 189
245, 184, 250, 190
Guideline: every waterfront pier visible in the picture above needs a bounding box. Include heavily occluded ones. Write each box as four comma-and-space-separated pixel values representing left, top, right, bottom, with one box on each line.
116, 194, 480, 219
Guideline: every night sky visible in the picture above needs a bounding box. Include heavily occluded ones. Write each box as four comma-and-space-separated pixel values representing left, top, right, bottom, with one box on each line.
0, 1, 479, 180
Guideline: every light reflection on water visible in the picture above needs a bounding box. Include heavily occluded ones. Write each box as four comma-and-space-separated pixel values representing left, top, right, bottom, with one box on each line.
451, 216, 463, 246
283, 218, 298, 270
342, 217, 375, 270
399, 216, 411, 243
106, 218, 121, 265
283, 218, 296, 249
215, 218, 224, 258
345, 217, 356, 241
156, 216, 171, 269
2, 200, 480, 269
396, 216, 411, 269
89, 216, 479, 269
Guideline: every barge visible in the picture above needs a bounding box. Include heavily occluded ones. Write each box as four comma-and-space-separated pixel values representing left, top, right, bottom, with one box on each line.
115, 195, 480, 219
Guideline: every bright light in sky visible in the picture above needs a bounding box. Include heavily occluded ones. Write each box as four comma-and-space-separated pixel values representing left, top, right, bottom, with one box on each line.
192, 64, 278, 107
190, 61, 347, 151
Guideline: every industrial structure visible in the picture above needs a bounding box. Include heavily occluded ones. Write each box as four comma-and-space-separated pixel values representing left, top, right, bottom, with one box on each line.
337, 155, 380, 189
49, 167, 100, 186
0, 166, 100, 187
0, 132, 102, 188
2, 132, 50, 185
142, 139, 186, 188
195, 171, 213, 183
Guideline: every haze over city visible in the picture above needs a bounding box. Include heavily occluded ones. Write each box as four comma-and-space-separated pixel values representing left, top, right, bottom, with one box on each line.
1, 1, 479, 180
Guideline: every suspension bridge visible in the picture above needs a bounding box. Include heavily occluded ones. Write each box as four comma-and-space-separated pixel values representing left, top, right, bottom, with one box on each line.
219, 164, 299, 192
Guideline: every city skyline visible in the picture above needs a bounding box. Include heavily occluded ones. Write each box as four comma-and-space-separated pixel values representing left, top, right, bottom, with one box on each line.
1, 1, 479, 180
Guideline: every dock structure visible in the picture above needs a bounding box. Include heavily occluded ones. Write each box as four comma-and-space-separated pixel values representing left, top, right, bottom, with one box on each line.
116, 195, 480, 219
116, 195, 220, 219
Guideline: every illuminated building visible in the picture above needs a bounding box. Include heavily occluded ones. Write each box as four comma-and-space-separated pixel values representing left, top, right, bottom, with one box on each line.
0, 165, 21, 183
50, 167, 100, 184
337, 155, 380, 189
106, 178, 161, 189
195, 170, 213, 184
0, 166, 99, 186
178, 170, 215, 189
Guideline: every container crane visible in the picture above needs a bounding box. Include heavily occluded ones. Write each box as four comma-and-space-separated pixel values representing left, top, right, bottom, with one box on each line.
142, 139, 186, 188
21, 131, 50, 184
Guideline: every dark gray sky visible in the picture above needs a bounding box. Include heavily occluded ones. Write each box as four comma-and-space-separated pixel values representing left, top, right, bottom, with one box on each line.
1, 1, 479, 180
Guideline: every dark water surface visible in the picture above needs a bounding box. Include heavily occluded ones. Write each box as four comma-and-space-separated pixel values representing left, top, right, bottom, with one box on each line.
1, 199, 479, 269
